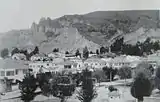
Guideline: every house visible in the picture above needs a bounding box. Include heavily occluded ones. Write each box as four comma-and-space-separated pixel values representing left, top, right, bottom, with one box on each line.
89, 53, 97, 57
65, 54, 77, 59
12, 53, 26, 60
30, 53, 49, 61
147, 53, 160, 67
58, 60, 83, 74
69, 58, 83, 69
84, 58, 106, 69
29, 61, 64, 75
111, 55, 142, 69
0, 58, 29, 83
101, 58, 114, 67
48, 52, 65, 58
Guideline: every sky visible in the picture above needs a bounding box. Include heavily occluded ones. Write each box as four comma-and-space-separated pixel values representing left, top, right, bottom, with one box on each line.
0, 0, 160, 32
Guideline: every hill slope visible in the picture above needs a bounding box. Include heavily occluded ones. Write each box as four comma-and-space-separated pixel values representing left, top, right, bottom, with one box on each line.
1, 10, 160, 53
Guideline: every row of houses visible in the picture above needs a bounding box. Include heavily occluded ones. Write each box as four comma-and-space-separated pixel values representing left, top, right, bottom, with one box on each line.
28, 55, 145, 75
1, 51, 160, 83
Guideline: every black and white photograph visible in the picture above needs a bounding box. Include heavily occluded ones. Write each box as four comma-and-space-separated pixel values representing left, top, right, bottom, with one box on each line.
0, 0, 160, 102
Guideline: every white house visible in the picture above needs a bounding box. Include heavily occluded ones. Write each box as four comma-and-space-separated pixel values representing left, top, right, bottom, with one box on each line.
48, 52, 65, 58
12, 53, 26, 60
111, 55, 142, 69
65, 54, 77, 60
84, 58, 106, 69
30, 53, 49, 61
69, 58, 83, 69
101, 58, 114, 67
0, 58, 29, 83
147, 53, 160, 67
29, 61, 65, 75
89, 53, 97, 57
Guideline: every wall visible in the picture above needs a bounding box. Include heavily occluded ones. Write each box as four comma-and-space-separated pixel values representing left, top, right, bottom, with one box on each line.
144, 97, 160, 102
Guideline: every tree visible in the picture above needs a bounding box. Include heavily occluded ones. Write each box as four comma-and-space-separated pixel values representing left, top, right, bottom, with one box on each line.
96, 49, 99, 55
131, 72, 152, 102
92, 69, 106, 85
1, 48, 9, 58
89, 51, 94, 54
155, 66, 160, 90
83, 46, 89, 59
111, 37, 124, 53
134, 62, 152, 79
153, 41, 160, 51
118, 66, 132, 80
77, 68, 97, 102
102, 66, 118, 81
30, 46, 39, 55
11, 48, 19, 56
45, 31, 54, 38
20, 73, 37, 102
50, 76, 76, 102
100, 47, 106, 54
65, 51, 69, 54
53, 48, 59, 52
34, 46, 39, 54
75, 49, 81, 57
36, 73, 52, 97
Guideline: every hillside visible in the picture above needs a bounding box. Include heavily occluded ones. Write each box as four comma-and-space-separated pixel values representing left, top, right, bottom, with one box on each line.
1, 10, 160, 54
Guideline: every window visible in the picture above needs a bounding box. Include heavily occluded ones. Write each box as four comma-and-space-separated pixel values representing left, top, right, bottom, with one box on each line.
6, 71, 14, 76
64, 65, 71, 69
23, 69, 28, 74
47, 63, 49, 66
15, 69, 18, 75
0, 71, 5, 76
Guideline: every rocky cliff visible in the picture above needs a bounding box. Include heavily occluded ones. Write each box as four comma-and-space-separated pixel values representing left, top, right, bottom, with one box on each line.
1, 10, 160, 54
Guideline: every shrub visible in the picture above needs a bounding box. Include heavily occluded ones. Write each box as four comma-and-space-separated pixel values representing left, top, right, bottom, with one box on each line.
118, 66, 132, 79
108, 85, 118, 92
131, 72, 152, 102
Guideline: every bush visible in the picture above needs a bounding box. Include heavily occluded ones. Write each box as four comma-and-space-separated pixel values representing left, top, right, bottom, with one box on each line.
131, 72, 152, 102
108, 85, 118, 92
20, 73, 38, 102
118, 66, 132, 79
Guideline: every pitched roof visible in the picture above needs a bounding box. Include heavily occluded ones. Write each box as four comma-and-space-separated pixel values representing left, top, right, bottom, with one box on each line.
0, 58, 28, 70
